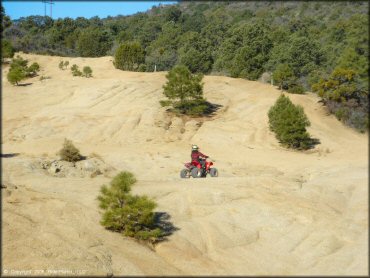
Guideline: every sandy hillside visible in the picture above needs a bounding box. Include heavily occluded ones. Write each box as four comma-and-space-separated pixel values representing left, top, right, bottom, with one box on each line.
2, 53, 368, 276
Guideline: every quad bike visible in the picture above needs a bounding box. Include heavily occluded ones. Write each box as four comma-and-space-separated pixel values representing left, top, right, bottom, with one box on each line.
180, 157, 218, 178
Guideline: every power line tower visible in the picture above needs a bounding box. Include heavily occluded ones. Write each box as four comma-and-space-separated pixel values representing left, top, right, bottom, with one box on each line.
42, 0, 54, 18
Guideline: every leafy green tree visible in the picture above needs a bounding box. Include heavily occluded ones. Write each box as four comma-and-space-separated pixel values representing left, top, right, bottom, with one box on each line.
312, 68, 366, 103
10, 55, 28, 70
162, 65, 207, 115
58, 138, 82, 162
145, 47, 177, 72
76, 27, 112, 57
272, 64, 304, 93
1, 5, 12, 36
7, 56, 40, 84
177, 31, 213, 73
273, 64, 294, 90
268, 94, 312, 149
116, 30, 134, 43
164, 5, 182, 23
214, 22, 272, 79
114, 41, 145, 71
231, 23, 273, 79
64, 60, 69, 68
82, 66, 93, 77
312, 67, 368, 132
98, 171, 164, 242
7, 66, 26, 85
1, 39, 15, 60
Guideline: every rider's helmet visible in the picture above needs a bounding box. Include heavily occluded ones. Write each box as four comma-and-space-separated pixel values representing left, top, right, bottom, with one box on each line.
192, 145, 199, 151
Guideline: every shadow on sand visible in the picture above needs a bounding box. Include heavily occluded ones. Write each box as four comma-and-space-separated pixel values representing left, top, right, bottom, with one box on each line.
153, 212, 180, 242
1, 153, 20, 158
17, 83, 33, 87
306, 138, 321, 149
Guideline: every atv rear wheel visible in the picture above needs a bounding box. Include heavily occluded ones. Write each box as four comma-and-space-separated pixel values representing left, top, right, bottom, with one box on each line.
191, 167, 202, 178
180, 169, 190, 178
210, 168, 218, 177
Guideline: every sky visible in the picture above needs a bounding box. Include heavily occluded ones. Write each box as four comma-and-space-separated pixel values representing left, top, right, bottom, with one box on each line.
2, 1, 177, 20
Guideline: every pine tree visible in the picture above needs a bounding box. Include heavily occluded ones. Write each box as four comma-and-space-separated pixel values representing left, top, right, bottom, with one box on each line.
97, 171, 163, 242
7, 66, 26, 85
268, 94, 312, 149
162, 65, 207, 115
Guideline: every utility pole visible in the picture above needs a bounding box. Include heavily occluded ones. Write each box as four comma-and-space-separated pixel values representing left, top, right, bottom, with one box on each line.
42, 0, 54, 18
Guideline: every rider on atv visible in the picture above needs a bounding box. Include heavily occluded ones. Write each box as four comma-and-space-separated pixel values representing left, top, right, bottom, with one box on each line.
191, 145, 208, 169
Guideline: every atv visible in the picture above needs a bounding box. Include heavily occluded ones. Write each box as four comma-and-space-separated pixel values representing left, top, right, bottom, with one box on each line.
180, 157, 218, 178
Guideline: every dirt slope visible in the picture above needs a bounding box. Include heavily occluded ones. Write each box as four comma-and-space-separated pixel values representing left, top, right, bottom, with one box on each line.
2, 53, 368, 275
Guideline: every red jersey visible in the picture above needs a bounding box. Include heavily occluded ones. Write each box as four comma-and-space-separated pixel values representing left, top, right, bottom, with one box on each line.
191, 150, 208, 162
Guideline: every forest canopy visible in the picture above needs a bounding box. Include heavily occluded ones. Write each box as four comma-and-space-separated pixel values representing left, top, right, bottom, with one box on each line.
2, 2, 368, 131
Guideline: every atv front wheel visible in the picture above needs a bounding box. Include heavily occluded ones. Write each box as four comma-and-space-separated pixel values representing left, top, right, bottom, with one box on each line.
180, 169, 190, 178
210, 168, 218, 177
191, 167, 202, 178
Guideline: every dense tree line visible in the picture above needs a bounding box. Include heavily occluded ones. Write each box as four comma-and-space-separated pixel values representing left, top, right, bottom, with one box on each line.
2, 2, 368, 130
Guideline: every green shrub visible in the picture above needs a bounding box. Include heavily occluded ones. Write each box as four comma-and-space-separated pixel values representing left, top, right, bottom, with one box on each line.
334, 107, 349, 121
114, 42, 145, 71
268, 94, 312, 149
2, 39, 15, 60
82, 66, 93, 77
10, 55, 28, 70
58, 139, 82, 162
287, 83, 304, 94
7, 66, 26, 85
7, 56, 41, 85
27, 62, 40, 77
59, 61, 64, 70
59, 60, 69, 70
273, 64, 294, 90
97, 171, 164, 243
159, 100, 172, 107
138, 64, 147, 72
312, 67, 368, 132
71, 64, 82, 76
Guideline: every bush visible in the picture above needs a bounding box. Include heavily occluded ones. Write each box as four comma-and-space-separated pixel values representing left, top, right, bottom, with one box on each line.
82, 66, 93, 77
114, 42, 145, 71
287, 83, 304, 94
58, 138, 82, 162
76, 27, 113, 57
268, 94, 312, 149
312, 67, 368, 132
59, 60, 69, 70
27, 62, 40, 77
273, 64, 294, 90
138, 64, 147, 72
58, 61, 64, 70
97, 171, 164, 243
2, 39, 15, 60
7, 66, 26, 85
162, 65, 207, 116
71, 64, 82, 76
